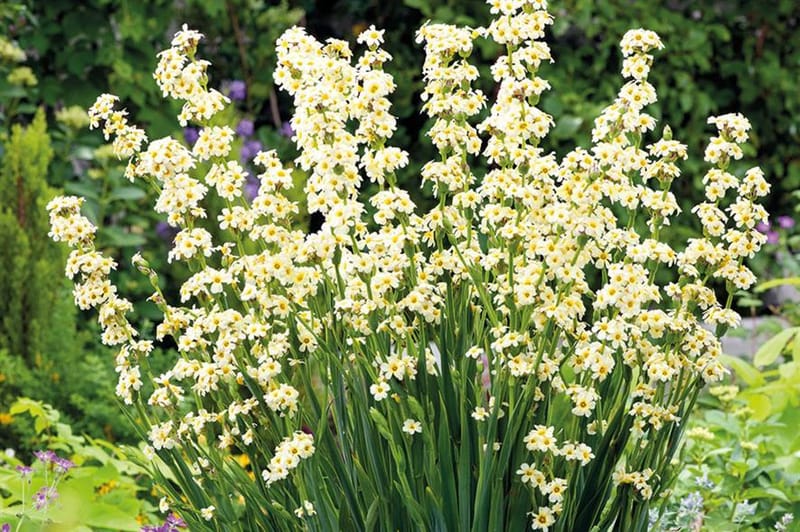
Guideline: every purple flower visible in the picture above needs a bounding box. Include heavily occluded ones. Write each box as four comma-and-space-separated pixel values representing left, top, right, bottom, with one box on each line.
777, 215, 795, 229
183, 127, 199, 146
279, 121, 294, 138
228, 80, 246, 101
141, 526, 170, 532
244, 174, 260, 202
165, 514, 187, 529
755, 221, 771, 234
53, 457, 75, 474
240, 139, 263, 162
767, 230, 780, 244
156, 222, 179, 245
2, 523, 10, 532
34, 450, 57, 464
695, 472, 715, 489
141, 514, 187, 532
16, 465, 33, 479
678, 491, 704, 516
236, 119, 254, 138
33, 486, 58, 510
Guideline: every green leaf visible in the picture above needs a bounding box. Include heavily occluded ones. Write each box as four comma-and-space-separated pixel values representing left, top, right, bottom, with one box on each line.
9, 397, 46, 417
743, 393, 772, 421
108, 186, 146, 201
754, 277, 800, 293
741, 486, 791, 503
778, 360, 800, 382
403, 0, 433, 17
754, 327, 798, 367
71, 146, 96, 160
551, 115, 583, 138
720, 355, 765, 387
369, 408, 393, 441
99, 227, 147, 248
793, 333, 800, 361
9, 397, 59, 433
64, 181, 100, 200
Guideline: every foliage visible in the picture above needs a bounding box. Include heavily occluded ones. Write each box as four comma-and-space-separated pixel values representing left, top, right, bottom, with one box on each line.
0, 110, 76, 447
46, 0, 772, 529
4, 1, 302, 132
0, 398, 158, 532
0, 109, 61, 366
654, 357, 800, 531
0, 109, 143, 451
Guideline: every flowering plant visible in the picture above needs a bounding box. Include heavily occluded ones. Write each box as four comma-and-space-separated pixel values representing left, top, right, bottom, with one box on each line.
47, 1, 769, 530
653, 377, 798, 531
0, 398, 157, 531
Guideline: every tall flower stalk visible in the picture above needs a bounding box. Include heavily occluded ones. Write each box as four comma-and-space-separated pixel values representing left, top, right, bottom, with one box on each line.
48, 1, 768, 530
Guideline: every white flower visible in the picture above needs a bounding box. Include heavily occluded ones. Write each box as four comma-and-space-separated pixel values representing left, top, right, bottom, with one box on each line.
402, 419, 422, 435
357, 25, 385, 48
200, 505, 215, 520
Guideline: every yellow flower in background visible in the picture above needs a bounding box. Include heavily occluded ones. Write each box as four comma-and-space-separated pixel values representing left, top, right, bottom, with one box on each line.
56, 105, 91, 130
0, 37, 25, 62
7, 66, 36, 86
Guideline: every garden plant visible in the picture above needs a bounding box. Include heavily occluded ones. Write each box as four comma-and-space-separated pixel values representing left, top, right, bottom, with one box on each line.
40, 0, 774, 530
0, 397, 158, 530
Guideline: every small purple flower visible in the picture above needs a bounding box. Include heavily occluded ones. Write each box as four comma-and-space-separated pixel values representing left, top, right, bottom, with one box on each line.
240, 139, 263, 162
53, 457, 75, 474
2, 523, 10, 532
767, 230, 780, 244
183, 127, 199, 146
695, 472, 715, 489
33, 486, 58, 510
228, 80, 247, 101
156, 222, 179, 245
141, 526, 170, 532
678, 491, 704, 515
755, 221, 771, 233
236, 119, 254, 138
34, 450, 57, 464
777, 215, 795, 229
141, 514, 187, 532
279, 121, 294, 138
16, 465, 33, 479
244, 174, 260, 202
165, 514, 187, 529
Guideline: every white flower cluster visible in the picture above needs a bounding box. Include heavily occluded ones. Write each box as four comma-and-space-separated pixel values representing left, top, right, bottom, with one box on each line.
613, 467, 656, 500
47, 197, 145, 402
154, 24, 230, 126
88, 94, 147, 160
262, 431, 315, 486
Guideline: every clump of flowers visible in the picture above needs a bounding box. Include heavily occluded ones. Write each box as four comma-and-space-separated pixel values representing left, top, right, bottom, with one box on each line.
48, 1, 769, 530
1, 450, 75, 530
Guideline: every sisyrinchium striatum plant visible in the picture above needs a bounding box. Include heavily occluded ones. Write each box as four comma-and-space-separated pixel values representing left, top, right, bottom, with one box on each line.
47, 1, 769, 530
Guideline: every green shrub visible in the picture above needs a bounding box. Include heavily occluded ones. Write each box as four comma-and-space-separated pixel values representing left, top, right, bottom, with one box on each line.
0, 110, 137, 450
657, 356, 800, 530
